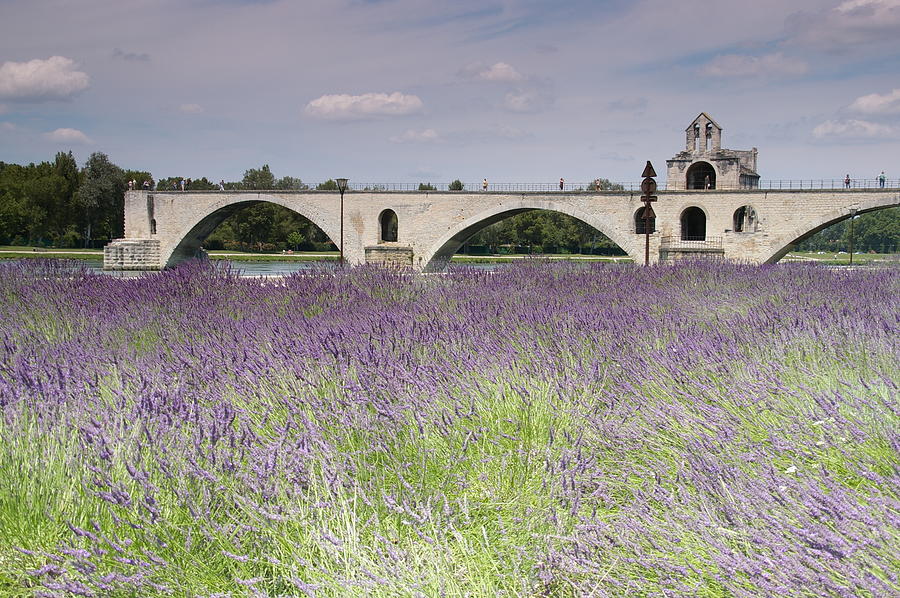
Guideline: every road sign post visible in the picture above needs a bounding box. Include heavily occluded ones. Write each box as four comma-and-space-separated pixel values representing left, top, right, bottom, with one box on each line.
640, 161, 658, 266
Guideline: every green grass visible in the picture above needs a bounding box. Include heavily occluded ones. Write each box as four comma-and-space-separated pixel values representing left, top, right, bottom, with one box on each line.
0, 246, 102, 252
785, 251, 900, 265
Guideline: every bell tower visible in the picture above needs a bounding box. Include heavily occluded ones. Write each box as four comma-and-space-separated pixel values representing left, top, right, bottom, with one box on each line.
667, 113, 759, 190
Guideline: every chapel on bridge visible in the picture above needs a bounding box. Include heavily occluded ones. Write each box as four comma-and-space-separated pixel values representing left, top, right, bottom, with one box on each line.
665, 113, 760, 190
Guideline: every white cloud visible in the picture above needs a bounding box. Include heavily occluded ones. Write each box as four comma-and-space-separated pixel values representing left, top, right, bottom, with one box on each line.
0, 56, 89, 101
787, 0, 900, 50
45, 127, 92, 144
459, 62, 524, 83
835, 0, 900, 14
700, 52, 808, 78
179, 103, 204, 114
812, 119, 895, 139
389, 128, 440, 143
305, 92, 423, 120
848, 89, 900, 115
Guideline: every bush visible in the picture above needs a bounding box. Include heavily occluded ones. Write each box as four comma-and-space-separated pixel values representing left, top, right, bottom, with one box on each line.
202, 239, 225, 251
448, 179, 464, 191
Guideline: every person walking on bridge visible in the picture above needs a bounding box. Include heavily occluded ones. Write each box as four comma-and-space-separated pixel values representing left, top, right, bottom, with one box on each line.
482, 178, 488, 192
844, 174, 851, 189
559, 177, 564, 191
878, 171, 886, 188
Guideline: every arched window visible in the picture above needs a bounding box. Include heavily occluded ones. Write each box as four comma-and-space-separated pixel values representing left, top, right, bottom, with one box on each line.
379, 209, 398, 242
686, 162, 716, 190
634, 207, 655, 234
150, 219, 157, 235
680, 207, 706, 241
694, 125, 701, 152
733, 206, 757, 233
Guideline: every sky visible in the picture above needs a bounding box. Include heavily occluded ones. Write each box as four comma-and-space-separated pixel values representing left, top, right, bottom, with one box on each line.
1, 0, 899, 187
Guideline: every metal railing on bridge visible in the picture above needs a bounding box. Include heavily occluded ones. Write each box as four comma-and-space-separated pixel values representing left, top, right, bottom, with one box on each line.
148, 180, 900, 193
332, 180, 900, 192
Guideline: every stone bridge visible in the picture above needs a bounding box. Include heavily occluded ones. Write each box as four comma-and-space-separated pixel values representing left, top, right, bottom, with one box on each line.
104, 188, 900, 271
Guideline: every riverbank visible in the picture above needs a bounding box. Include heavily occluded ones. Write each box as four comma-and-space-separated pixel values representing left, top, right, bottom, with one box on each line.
1, 246, 897, 266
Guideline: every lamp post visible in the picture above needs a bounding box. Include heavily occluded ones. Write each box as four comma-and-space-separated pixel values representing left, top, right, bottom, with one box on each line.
335, 178, 348, 265
848, 207, 857, 267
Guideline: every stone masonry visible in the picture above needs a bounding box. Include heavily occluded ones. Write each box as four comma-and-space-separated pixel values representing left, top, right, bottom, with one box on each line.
103, 239, 161, 270
666, 113, 760, 190
105, 188, 899, 271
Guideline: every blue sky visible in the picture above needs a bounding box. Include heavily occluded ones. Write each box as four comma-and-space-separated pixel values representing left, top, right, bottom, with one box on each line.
1, 0, 899, 186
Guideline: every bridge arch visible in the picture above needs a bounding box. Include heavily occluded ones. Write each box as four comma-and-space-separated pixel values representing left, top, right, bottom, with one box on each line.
161, 194, 339, 268
763, 194, 900, 263
419, 201, 638, 272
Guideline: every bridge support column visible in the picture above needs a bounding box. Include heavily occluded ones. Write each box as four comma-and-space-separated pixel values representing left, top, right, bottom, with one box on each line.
365, 244, 414, 268
103, 238, 162, 270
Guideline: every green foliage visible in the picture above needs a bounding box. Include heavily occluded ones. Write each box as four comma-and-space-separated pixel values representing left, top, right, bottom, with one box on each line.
0, 153, 81, 246
465, 211, 625, 255
316, 179, 338, 191
796, 207, 900, 253
74, 152, 126, 246
286, 231, 304, 250
418, 183, 437, 191
448, 179, 464, 191
206, 204, 331, 252
123, 169, 153, 190
589, 177, 625, 191
275, 176, 308, 190
155, 177, 182, 191
0, 154, 325, 250
187, 177, 218, 191
242, 165, 275, 190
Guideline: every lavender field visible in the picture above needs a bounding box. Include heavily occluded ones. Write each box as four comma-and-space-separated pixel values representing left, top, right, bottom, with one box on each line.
0, 260, 897, 597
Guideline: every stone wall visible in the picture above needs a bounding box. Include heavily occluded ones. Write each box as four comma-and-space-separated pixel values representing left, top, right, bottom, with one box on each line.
103, 239, 161, 270
365, 244, 414, 267
108, 189, 899, 271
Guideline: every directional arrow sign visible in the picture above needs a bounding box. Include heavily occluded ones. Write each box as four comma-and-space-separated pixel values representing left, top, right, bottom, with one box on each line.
641, 160, 657, 179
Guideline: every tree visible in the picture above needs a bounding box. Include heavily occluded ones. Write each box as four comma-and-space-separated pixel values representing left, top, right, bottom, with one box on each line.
275, 176, 308, 190
316, 179, 338, 191
51, 152, 80, 241
187, 177, 218, 191
242, 165, 275, 190
448, 179, 464, 191
418, 183, 437, 191
0, 163, 31, 244
74, 152, 125, 246
795, 208, 900, 253
123, 169, 153, 190
589, 178, 625, 191
286, 231, 304, 250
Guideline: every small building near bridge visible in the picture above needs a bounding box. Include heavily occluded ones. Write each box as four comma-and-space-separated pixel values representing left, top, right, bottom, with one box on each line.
666, 113, 759, 190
